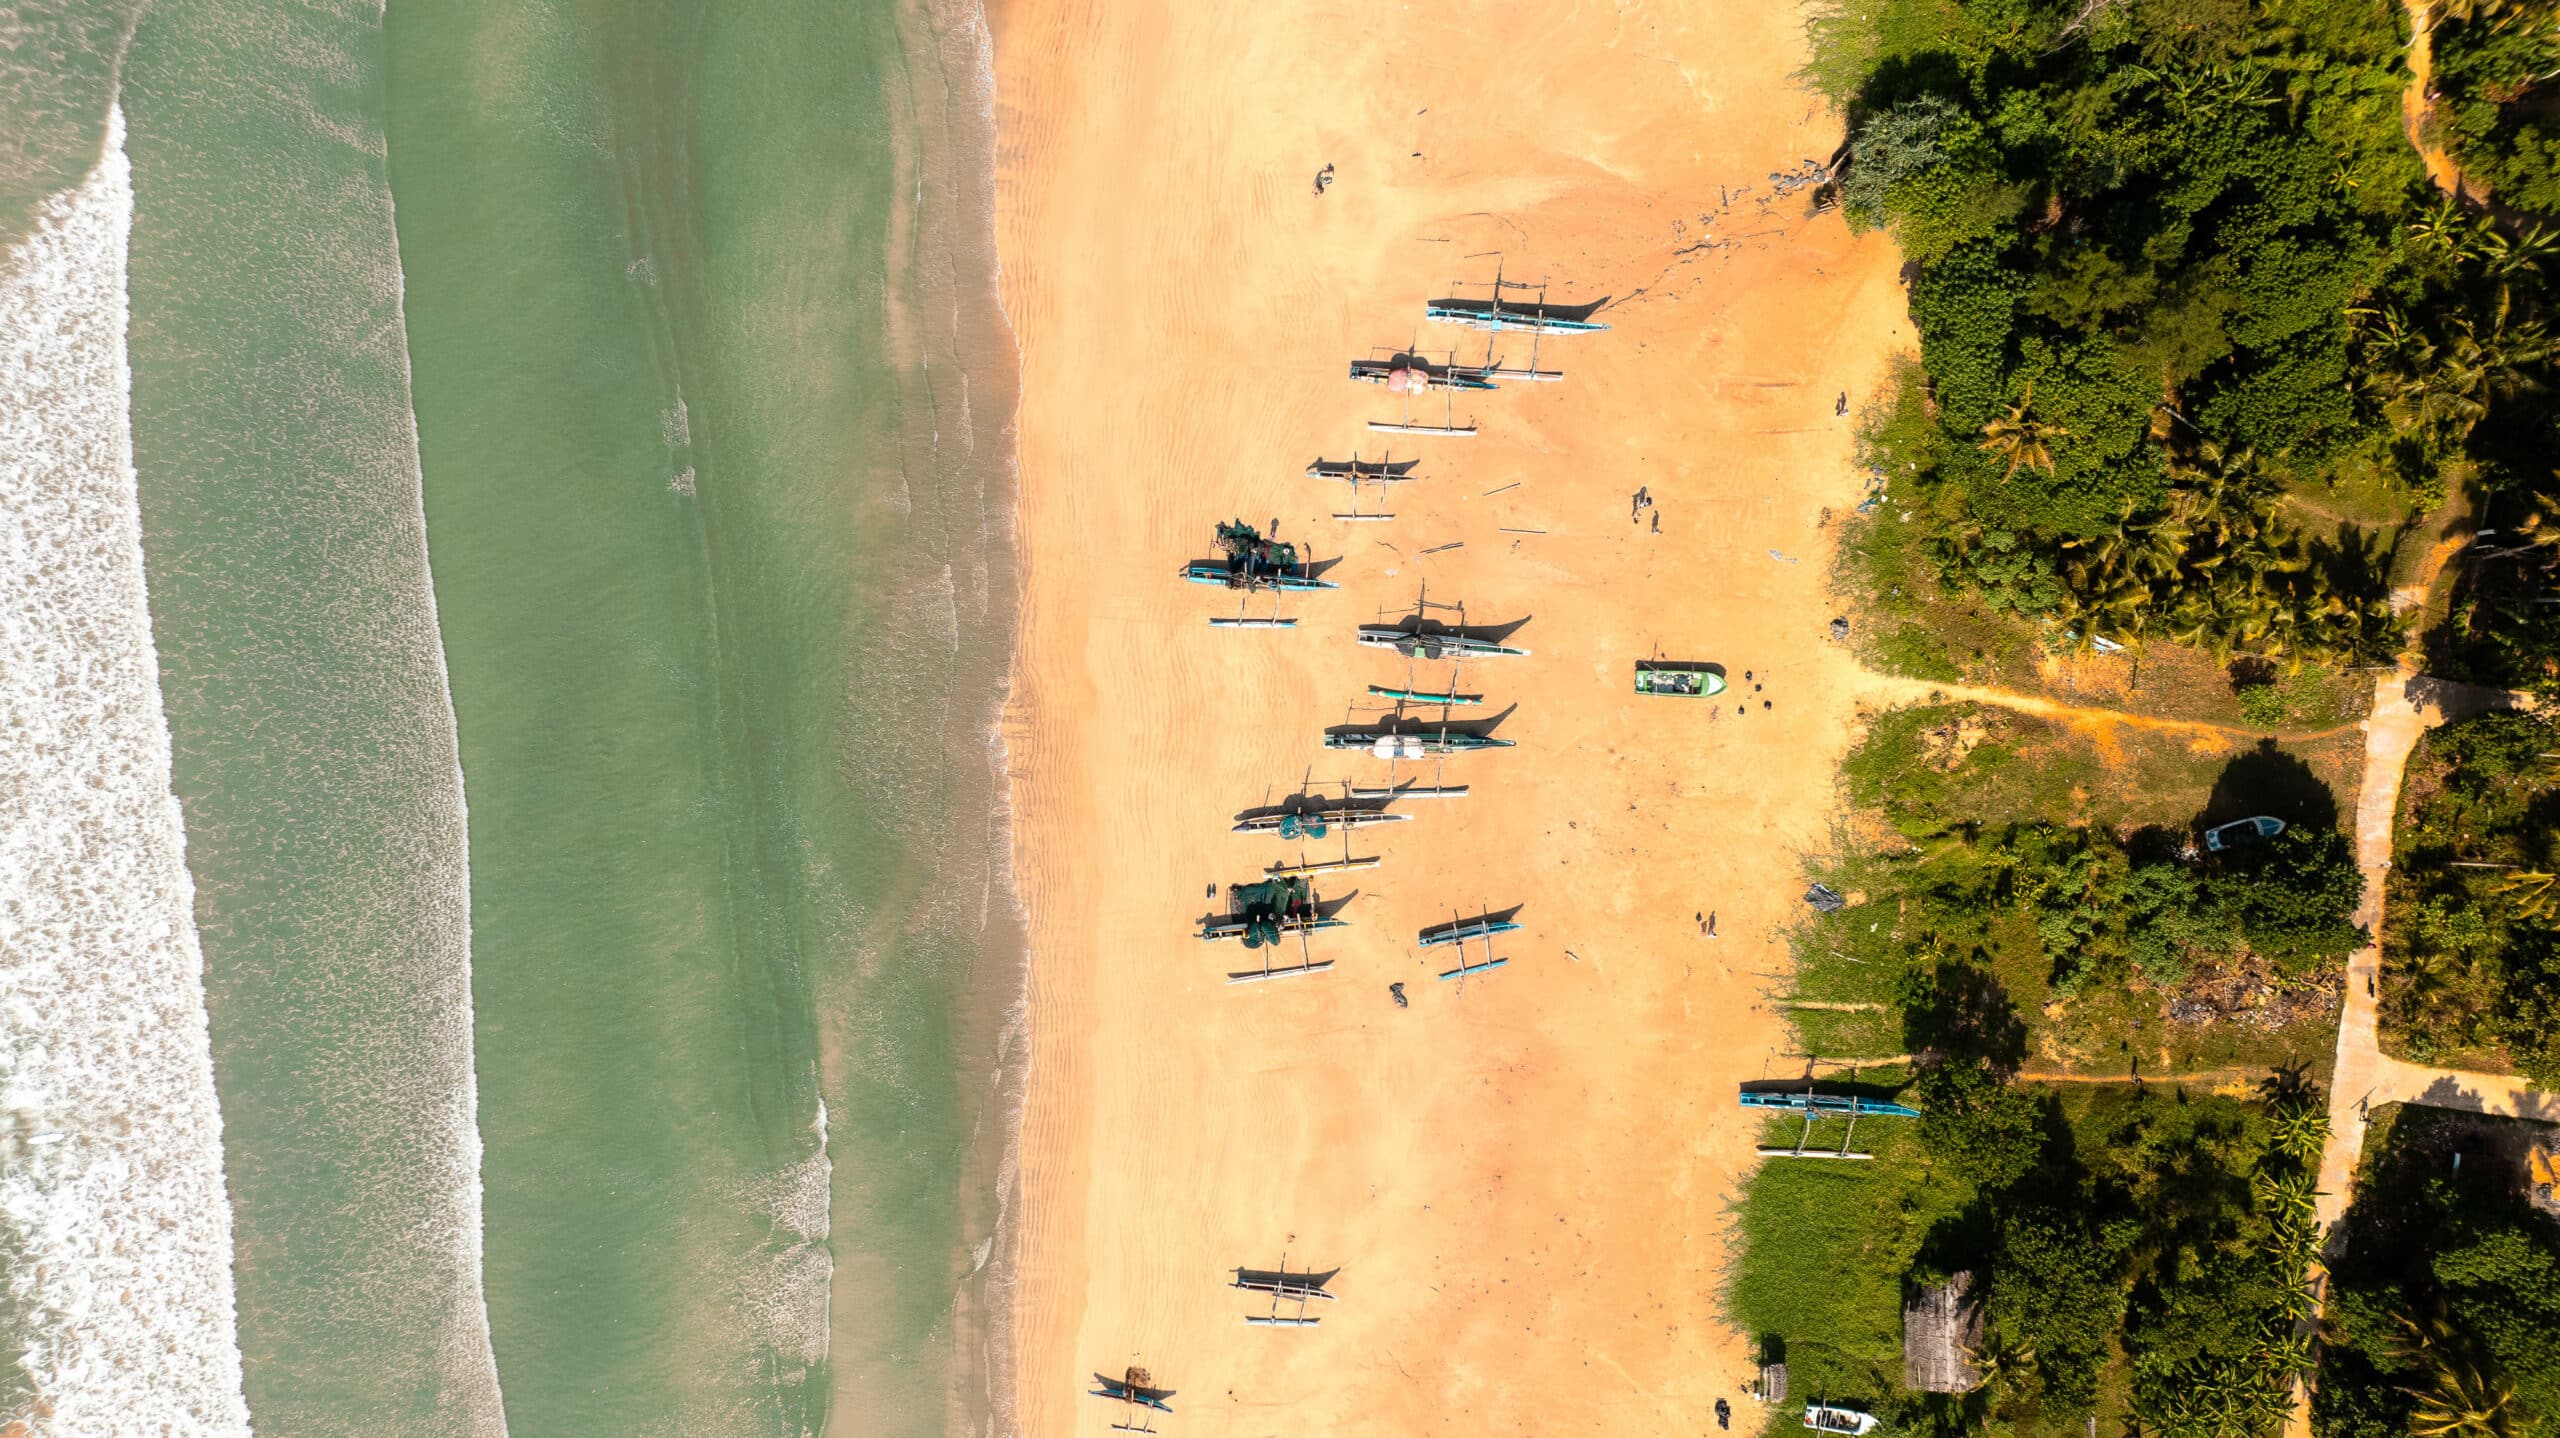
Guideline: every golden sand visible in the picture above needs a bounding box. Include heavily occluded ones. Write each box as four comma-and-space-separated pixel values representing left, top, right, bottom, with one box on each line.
994, 0, 1911, 1430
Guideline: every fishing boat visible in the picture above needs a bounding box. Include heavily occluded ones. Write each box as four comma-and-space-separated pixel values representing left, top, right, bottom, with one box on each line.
1354, 625, 1529, 660
1425, 262, 1609, 335
1368, 682, 1482, 706
1230, 805, 1410, 838
1740, 1087, 1923, 1119
2203, 815, 2287, 852
1186, 519, 1333, 592
1183, 560, 1332, 592
1199, 876, 1346, 946
1349, 352, 1500, 392
1804, 1403, 1877, 1435
1324, 730, 1514, 757
1634, 661, 1725, 697
1425, 296, 1608, 334
1420, 913, 1521, 949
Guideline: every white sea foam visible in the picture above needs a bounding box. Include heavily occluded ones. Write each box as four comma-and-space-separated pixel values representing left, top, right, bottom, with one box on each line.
0, 109, 253, 1435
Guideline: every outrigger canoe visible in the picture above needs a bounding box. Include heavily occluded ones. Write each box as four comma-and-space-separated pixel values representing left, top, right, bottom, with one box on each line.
1182, 561, 1335, 592
1355, 625, 1529, 659
1324, 731, 1514, 757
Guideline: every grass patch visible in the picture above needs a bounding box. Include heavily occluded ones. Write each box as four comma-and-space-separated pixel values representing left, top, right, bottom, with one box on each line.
1730, 1120, 1959, 1416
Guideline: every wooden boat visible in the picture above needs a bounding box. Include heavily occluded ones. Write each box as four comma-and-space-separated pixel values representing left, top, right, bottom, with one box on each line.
1183, 560, 1333, 592
1425, 296, 1608, 335
1349, 353, 1499, 391
1324, 730, 1513, 757
1420, 914, 1521, 949
1369, 683, 1482, 705
1091, 1369, 1175, 1413
1199, 876, 1345, 945
1740, 1087, 1922, 1120
1354, 625, 1529, 660
1230, 806, 1410, 837
1634, 661, 1725, 697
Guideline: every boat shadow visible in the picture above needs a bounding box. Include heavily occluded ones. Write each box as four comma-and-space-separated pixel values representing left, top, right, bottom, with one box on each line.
1421, 904, 1524, 941
1232, 789, 1400, 825
1197, 889, 1361, 930
1325, 703, 1517, 741
1370, 613, 1532, 646
1429, 294, 1611, 323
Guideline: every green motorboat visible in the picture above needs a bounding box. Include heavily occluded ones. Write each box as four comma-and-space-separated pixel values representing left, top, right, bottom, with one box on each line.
1634, 661, 1725, 698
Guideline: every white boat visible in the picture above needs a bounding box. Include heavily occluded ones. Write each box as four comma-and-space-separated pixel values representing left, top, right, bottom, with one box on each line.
1804, 1402, 1877, 1436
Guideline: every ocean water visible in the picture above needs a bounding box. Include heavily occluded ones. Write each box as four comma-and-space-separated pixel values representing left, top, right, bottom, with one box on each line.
0, 110, 251, 1433
120, 1, 507, 1431
0, 0, 1017, 1428
384, 0, 1022, 1434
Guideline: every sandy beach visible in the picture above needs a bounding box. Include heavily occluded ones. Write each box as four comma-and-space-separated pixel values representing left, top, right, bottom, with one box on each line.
992, 1, 1911, 1431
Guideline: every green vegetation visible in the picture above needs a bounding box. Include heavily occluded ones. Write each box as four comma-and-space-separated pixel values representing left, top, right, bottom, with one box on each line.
2433, 2, 2560, 216
1729, 1076, 2329, 1438
1813, 0, 2430, 671
2314, 1105, 2560, 1438
1816, 0, 2560, 694
2382, 710, 2560, 1083
1812, 705, 2362, 1073
1729, 707, 2358, 1434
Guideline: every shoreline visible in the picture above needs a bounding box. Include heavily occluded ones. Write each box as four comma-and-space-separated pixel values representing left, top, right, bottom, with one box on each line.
991, 1, 1913, 1432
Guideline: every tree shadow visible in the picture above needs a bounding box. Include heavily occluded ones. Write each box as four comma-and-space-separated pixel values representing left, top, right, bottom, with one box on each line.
1900, 960, 2028, 1072
2196, 739, 2341, 834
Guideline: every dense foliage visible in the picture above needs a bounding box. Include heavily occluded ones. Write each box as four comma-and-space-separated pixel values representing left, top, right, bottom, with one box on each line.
2315, 1105, 2560, 1438
1816, 0, 2560, 683
2383, 710, 2560, 1083
2433, 1, 2560, 216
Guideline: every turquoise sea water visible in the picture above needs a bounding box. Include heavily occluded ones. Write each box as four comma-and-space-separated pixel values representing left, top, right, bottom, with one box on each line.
1, 0, 1020, 1431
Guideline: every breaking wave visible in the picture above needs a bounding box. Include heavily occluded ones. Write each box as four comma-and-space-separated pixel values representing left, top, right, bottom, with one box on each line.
0, 109, 253, 1436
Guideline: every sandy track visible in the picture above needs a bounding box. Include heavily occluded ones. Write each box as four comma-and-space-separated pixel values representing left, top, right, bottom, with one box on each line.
992, 2, 1909, 1432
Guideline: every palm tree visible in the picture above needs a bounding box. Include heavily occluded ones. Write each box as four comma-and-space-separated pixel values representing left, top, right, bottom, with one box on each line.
1978, 385, 2068, 480
2409, 1356, 2523, 1438
2395, 1313, 2524, 1438
1961, 1332, 2037, 1395
2490, 868, 2558, 922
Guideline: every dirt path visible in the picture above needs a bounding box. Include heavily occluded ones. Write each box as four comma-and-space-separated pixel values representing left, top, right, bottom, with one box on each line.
1858, 673, 2364, 744
2283, 671, 2542, 1437
2403, 0, 2470, 198
2312, 672, 2544, 1240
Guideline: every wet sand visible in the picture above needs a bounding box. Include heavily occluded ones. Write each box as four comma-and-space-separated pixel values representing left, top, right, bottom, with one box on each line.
993, 0, 1911, 1430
